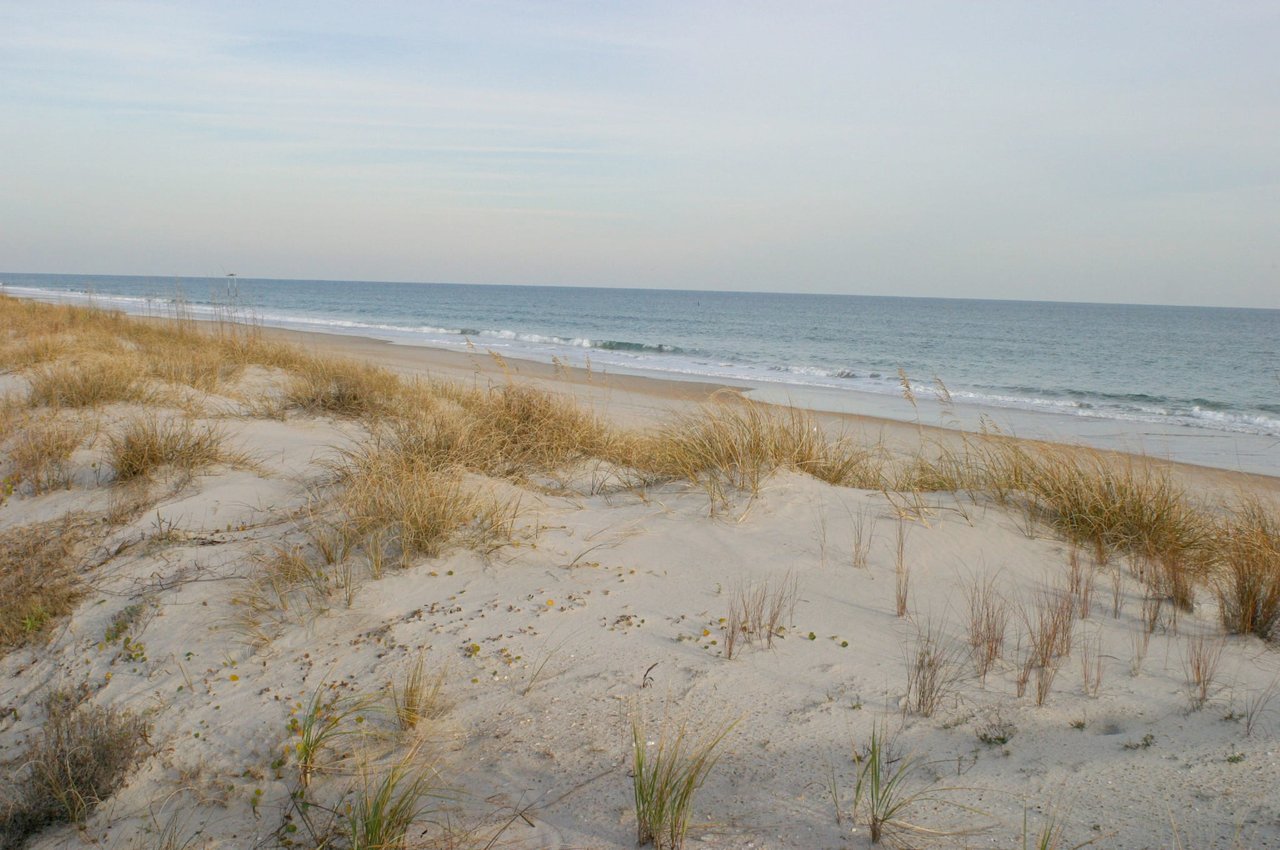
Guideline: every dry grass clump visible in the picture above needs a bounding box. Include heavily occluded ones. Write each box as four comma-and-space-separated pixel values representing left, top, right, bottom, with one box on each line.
965, 573, 1009, 683
638, 393, 881, 496
107, 415, 240, 482
456, 382, 619, 477
141, 338, 242, 392
235, 546, 335, 637
284, 355, 405, 417
6, 413, 88, 494
904, 620, 964, 716
1214, 497, 1280, 640
1016, 450, 1210, 608
1183, 633, 1225, 710
1017, 590, 1076, 705
0, 689, 150, 846
0, 519, 84, 650
0, 294, 302, 398
389, 654, 448, 731
27, 354, 147, 408
722, 573, 797, 660
0, 333, 73, 372
891, 445, 984, 493
332, 444, 515, 565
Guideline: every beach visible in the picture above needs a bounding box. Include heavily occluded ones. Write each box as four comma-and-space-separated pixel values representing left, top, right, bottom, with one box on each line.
3, 297, 1280, 849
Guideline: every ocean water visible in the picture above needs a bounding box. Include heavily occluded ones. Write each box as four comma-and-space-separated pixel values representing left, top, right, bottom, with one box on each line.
4, 273, 1277, 475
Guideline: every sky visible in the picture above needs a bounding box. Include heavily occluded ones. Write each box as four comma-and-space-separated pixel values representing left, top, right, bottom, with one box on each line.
1, 2, 1278, 308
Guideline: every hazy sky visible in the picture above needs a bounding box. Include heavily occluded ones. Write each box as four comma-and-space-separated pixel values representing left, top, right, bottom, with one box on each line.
2, 2, 1278, 307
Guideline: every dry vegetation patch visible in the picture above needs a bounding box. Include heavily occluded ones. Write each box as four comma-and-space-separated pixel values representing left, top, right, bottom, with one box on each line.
1215, 496, 1280, 639
27, 354, 147, 408
0, 689, 150, 847
5, 412, 89, 494
332, 445, 515, 563
639, 393, 882, 495
284, 355, 405, 417
106, 414, 242, 482
0, 519, 85, 650
456, 382, 619, 477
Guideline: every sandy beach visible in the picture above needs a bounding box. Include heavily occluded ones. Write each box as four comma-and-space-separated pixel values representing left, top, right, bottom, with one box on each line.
3, 300, 1280, 850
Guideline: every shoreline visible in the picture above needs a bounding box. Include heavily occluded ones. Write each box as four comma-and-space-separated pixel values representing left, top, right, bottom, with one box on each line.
255, 323, 1280, 497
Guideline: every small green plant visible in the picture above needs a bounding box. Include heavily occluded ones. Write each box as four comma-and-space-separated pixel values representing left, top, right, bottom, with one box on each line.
345, 755, 439, 850
288, 685, 369, 789
631, 715, 734, 849
104, 603, 146, 643
1023, 804, 1067, 850
119, 635, 147, 663
852, 723, 937, 844
1122, 733, 1155, 751
1226, 752, 1245, 764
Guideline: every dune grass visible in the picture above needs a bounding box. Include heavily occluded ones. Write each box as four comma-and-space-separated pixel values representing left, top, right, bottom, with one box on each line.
27, 355, 148, 408
635, 392, 882, 498
4, 292, 1276, 646
107, 415, 242, 483
0, 519, 85, 651
345, 756, 440, 850
0, 689, 150, 846
331, 444, 516, 564
5, 412, 89, 494
389, 653, 448, 731
852, 724, 939, 845
1016, 450, 1211, 593
632, 715, 734, 850
453, 381, 620, 478
1214, 496, 1280, 639
284, 355, 406, 417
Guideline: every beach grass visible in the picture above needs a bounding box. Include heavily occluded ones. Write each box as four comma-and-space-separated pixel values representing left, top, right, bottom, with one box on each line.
1214, 496, 1280, 639
0, 688, 150, 845
6, 411, 89, 494
632, 714, 733, 850
27, 354, 148, 408
637, 391, 883, 498
345, 755, 439, 850
0, 519, 85, 651
107, 414, 243, 482
3, 293, 1277, 644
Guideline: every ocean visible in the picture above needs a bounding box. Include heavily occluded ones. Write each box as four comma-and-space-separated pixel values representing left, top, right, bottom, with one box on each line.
3, 273, 1277, 476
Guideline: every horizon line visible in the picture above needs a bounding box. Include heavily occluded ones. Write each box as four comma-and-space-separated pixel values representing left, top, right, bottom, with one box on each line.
3, 269, 1277, 313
